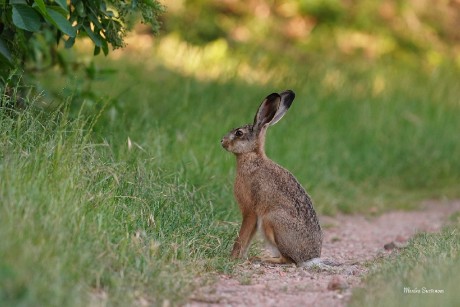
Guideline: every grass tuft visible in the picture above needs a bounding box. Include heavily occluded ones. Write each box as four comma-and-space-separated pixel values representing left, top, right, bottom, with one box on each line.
350, 218, 460, 307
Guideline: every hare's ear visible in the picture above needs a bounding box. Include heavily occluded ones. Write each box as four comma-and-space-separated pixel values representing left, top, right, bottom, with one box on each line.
269, 90, 295, 126
253, 93, 281, 131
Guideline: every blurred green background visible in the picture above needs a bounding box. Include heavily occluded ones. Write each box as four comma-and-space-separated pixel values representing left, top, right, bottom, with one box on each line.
53, 0, 460, 213
1, 0, 460, 306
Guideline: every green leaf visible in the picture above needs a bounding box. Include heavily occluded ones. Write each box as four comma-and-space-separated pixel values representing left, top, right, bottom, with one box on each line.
12, 4, 42, 32
101, 39, 109, 56
56, 30, 62, 44
75, 1, 86, 17
33, 0, 47, 17
54, 0, 67, 10
65, 37, 75, 49
0, 38, 13, 65
83, 24, 102, 47
94, 46, 101, 56
47, 5, 67, 16
87, 13, 103, 28
9, 0, 28, 4
47, 6, 76, 37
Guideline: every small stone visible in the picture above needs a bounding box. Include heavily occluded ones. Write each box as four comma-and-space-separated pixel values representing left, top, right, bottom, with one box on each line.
384, 240, 408, 250
327, 276, 348, 291
384, 242, 397, 250
333, 293, 344, 299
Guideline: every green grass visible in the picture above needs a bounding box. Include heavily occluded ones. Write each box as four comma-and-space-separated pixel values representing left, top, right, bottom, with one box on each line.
1, 42, 460, 305
350, 215, 460, 307
0, 104, 235, 305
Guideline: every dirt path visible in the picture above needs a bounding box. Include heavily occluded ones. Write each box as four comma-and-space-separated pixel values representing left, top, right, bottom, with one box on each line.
187, 200, 460, 307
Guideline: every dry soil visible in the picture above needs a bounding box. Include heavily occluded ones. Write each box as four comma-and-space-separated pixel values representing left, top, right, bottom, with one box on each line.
187, 200, 460, 307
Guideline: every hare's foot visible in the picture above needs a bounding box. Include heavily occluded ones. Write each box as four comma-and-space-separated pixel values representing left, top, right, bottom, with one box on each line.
262, 255, 293, 264
250, 255, 293, 265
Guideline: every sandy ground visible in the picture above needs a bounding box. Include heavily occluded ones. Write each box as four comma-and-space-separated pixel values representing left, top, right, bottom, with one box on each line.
186, 200, 460, 307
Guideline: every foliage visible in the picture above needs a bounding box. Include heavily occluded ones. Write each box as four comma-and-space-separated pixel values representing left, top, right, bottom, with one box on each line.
0, 0, 164, 84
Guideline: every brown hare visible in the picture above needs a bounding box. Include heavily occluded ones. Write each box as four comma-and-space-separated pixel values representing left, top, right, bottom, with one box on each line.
221, 90, 323, 265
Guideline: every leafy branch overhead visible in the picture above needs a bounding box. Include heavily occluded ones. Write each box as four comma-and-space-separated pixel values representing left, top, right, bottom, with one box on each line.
0, 0, 165, 78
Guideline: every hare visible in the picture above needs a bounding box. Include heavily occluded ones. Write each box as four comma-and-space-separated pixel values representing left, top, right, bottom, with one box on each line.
221, 90, 322, 265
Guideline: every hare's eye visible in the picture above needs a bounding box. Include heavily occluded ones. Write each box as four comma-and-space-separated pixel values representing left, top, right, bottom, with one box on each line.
235, 130, 243, 137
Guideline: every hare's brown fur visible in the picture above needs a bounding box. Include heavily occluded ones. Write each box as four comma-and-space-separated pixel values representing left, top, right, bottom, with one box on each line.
221, 91, 322, 265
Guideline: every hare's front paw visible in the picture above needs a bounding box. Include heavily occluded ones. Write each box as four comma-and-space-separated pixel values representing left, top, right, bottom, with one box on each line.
230, 247, 241, 259
231, 241, 246, 259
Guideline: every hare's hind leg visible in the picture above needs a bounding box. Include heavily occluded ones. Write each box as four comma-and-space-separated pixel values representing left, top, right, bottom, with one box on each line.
259, 217, 294, 265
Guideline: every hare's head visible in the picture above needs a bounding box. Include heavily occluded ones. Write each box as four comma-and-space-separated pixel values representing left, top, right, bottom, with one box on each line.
221, 90, 295, 155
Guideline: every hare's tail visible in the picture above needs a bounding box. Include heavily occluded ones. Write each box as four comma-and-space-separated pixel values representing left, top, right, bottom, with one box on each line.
299, 258, 342, 269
